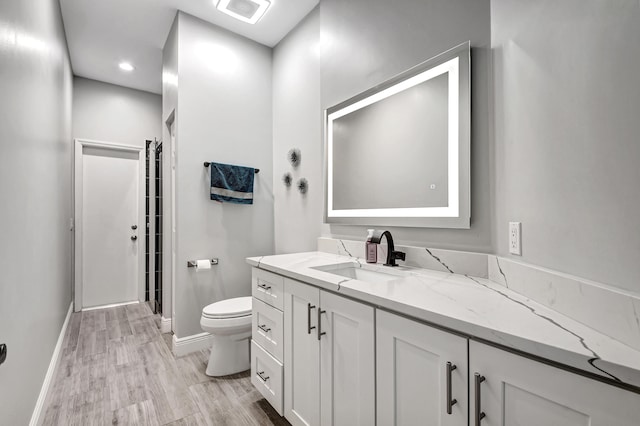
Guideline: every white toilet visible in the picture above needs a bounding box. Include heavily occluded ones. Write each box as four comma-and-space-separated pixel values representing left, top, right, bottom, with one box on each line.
200, 296, 252, 377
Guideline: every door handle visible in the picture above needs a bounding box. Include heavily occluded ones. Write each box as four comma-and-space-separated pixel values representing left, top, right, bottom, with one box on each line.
257, 283, 271, 291
446, 362, 458, 414
307, 303, 316, 334
131, 225, 138, 230
474, 373, 486, 425
257, 324, 271, 333
317, 309, 326, 340
131, 235, 138, 241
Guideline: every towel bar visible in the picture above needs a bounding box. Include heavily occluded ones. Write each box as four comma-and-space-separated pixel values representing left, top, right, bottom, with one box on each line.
187, 259, 219, 268
204, 162, 259, 173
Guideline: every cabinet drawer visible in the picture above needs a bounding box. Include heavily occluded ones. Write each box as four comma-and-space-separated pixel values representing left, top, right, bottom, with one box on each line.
251, 340, 284, 415
252, 268, 284, 311
252, 298, 284, 362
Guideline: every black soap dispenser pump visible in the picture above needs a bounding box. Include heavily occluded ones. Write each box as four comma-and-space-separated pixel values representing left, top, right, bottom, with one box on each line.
366, 229, 377, 264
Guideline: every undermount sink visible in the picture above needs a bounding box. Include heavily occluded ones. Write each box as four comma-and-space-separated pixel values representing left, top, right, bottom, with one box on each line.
312, 263, 403, 284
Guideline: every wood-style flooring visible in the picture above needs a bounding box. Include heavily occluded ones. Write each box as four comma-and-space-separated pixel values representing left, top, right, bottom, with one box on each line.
41, 302, 290, 426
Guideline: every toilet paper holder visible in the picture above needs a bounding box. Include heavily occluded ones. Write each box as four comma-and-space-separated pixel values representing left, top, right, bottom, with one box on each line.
187, 259, 219, 268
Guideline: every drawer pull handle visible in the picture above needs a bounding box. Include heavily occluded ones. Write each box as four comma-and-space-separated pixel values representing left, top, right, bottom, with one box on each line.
257, 371, 269, 382
307, 303, 316, 334
446, 362, 458, 414
257, 283, 272, 291
258, 324, 271, 333
475, 373, 486, 425
317, 309, 326, 340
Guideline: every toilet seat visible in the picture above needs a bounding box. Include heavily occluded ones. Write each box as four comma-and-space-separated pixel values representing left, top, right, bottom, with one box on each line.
199, 295, 253, 376
202, 296, 252, 319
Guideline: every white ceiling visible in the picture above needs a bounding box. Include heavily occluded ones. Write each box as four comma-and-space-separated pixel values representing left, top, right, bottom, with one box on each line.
59, 0, 318, 94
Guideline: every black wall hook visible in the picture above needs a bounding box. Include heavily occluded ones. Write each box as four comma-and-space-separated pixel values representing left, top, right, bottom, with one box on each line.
0, 343, 7, 366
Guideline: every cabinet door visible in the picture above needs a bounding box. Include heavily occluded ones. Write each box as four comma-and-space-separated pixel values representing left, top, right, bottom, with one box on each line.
319, 290, 375, 426
377, 310, 468, 426
470, 341, 640, 426
284, 278, 320, 426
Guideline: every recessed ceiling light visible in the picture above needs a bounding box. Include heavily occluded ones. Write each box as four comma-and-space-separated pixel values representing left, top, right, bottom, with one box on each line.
119, 62, 135, 72
214, 0, 271, 24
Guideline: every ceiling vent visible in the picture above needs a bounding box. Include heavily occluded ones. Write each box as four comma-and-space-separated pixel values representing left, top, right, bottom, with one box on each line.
215, 0, 271, 24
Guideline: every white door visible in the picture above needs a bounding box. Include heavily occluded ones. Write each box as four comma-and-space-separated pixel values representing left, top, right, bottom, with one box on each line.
470, 340, 640, 426
284, 279, 320, 426
319, 290, 375, 426
81, 146, 140, 308
377, 310, 468, 426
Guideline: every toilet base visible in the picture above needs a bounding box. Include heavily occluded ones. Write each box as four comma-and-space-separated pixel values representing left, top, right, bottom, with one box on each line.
205, 335, 251, 377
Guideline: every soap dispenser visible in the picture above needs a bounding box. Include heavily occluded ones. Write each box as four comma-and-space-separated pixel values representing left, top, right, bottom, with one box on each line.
366, 229, 377, 264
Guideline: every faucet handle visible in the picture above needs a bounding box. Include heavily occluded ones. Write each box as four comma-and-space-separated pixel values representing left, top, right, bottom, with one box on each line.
393, 251, 406, 262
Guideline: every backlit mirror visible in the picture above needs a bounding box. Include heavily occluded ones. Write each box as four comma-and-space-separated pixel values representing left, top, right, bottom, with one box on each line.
324, 42, 470, 228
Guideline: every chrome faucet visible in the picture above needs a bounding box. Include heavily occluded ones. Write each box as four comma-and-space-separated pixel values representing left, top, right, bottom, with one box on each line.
370, 230, 406, 267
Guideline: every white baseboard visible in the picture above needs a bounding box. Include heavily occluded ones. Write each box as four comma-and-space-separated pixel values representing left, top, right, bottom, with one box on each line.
172, 332, 213, 357
30, 302, 73, 426
82, 300, 138, 311
160, 316, 172, 334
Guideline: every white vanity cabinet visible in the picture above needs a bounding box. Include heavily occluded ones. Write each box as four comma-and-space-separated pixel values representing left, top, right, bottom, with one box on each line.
319, 289, 375, 426
283, 278, 320, 426
251, 268, 285, 415
376, 310, 468, 426
469, 341, 640, 426
377, 313, 640, 426
251, 264, 640, 426
284, 278, 375, 426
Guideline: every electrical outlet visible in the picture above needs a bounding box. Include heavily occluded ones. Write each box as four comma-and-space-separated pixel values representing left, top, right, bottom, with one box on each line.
509, 222, 522, 255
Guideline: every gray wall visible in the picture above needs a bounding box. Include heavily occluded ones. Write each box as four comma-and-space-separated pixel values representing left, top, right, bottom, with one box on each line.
492, 0, 640, 292
0, 0, 73, 423
73, 77, 162, 147
168, 13, 274, 338
272, 8, 323, 253
318, 0, 492, 252
162, 16, 179, 321
277, 0, 640, 295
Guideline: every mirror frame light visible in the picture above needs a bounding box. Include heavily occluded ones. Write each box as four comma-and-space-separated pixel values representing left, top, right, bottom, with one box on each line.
323, 41, 471, 229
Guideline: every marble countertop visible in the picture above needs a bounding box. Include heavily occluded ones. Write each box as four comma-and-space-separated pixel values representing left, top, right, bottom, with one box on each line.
247, 251, 640, 391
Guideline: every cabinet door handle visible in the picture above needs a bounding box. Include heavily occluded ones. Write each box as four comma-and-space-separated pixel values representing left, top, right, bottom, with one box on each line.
257, 283, 271, 291
474, 373, 486, 425
307, 303, 316, 334
317, 309, 326, 340
257, 371, 269, 382
446, 362, 458, 414
257, 324, 271, 333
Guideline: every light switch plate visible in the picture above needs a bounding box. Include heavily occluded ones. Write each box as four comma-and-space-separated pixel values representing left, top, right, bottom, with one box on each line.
509, 222, 522, 255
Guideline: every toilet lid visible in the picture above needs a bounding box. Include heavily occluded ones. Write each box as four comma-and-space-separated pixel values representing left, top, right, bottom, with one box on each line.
202, 296, 252, 319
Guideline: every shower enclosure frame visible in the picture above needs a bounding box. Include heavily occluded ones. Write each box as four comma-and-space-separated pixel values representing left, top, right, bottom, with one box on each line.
145, 138, 163, 316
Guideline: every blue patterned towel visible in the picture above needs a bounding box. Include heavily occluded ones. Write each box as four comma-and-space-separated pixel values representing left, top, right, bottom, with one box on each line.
208, 162, 255, 204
